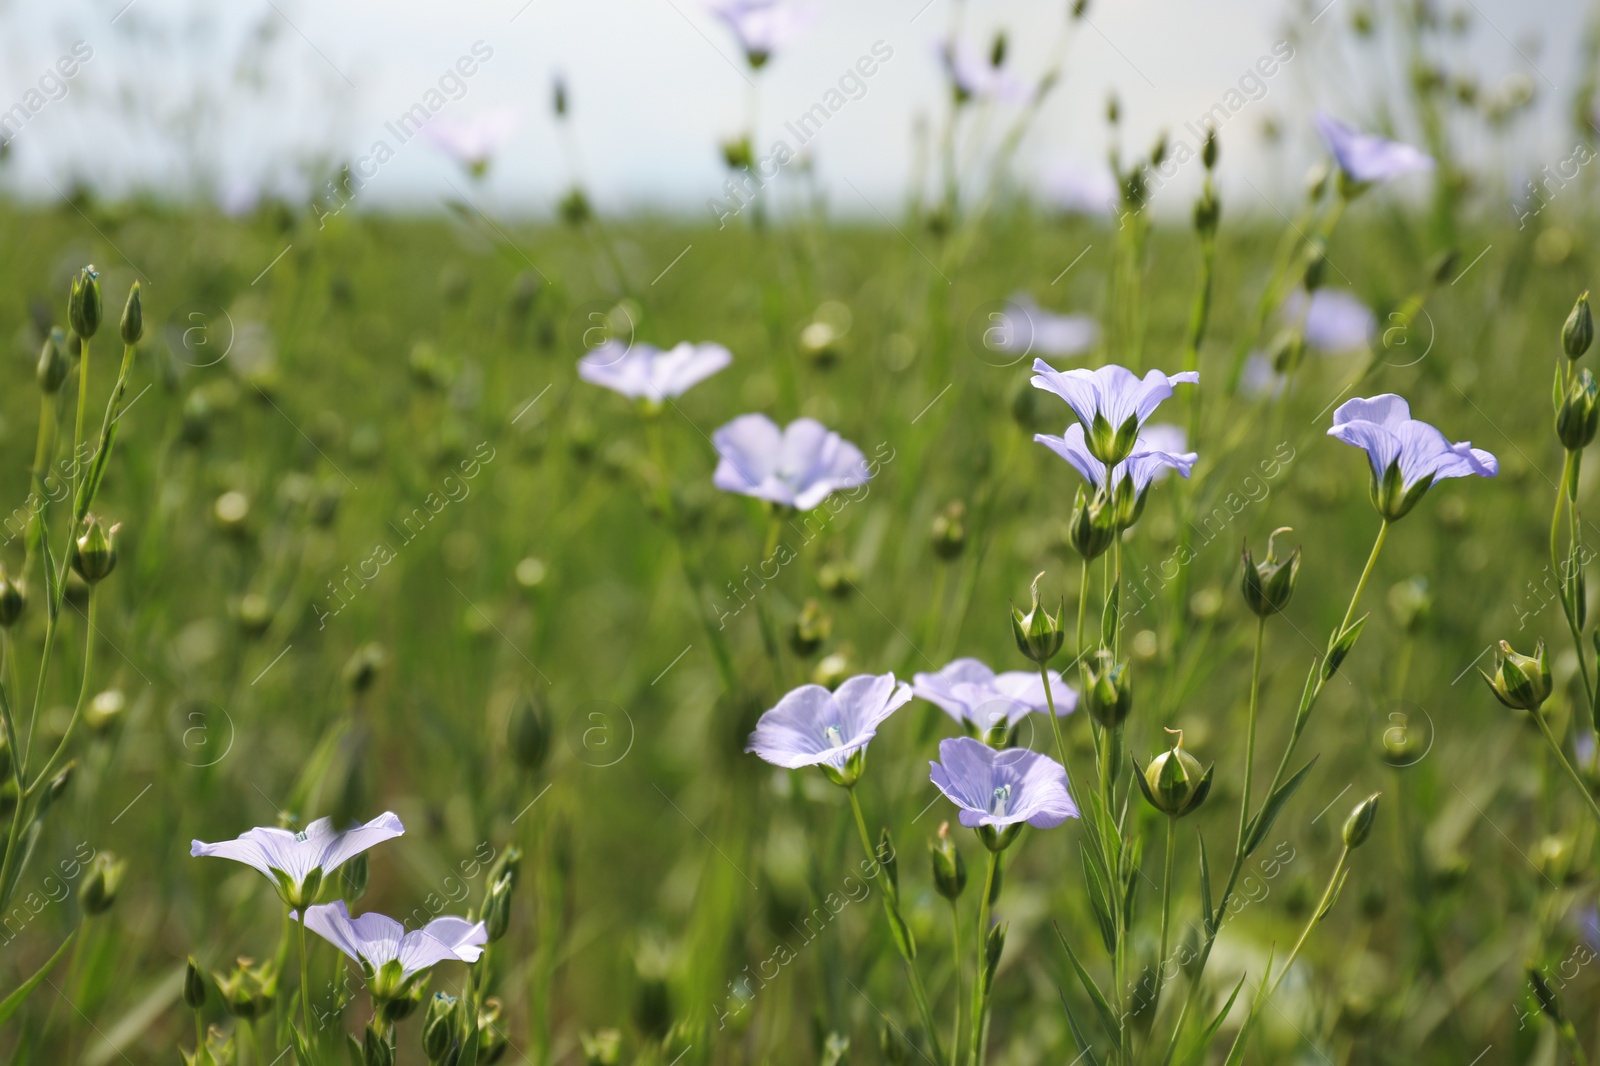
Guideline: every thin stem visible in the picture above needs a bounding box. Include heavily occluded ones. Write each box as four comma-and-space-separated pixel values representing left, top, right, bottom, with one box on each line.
1236, 617, 1266, 855
970, 849, 1000, 1066
1154, 817, 1177, 1013
29, 590, 97, 793
1534, 710, 1600, 830
948, 899, 964, 1063
298, 914, 313, 1043
1040, 661, 1085, 818
1338, 519, 1388, 635
71, 336, 89, 508
846, 786, 946, 1066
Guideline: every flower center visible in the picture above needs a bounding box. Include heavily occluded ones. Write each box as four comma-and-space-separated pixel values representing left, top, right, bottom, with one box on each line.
294, 831, 309, 843
824, 724, 844, 748
989, 784, 1012, 816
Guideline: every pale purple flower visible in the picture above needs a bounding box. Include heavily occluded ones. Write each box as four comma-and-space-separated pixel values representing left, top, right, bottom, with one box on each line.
421, 108, 519, 173
1327, 394, 1497, 519
929, 737, 1077, 830
993, 296, 1098, 358
912, 658, 1075, 730
709, 0, 816, 66
192, 812, 405, 905
1283, 289, 1376, 352
1044, 158, 1118, 217
712, 414, 870, 510
578, 341, 732, 401
1030, 360, 1198, 462
746, 673, 912, 772
294, 900, 487, 983
940, 39, 1027, 104
1033, 422, 1197, 495
1314, 113, 1434, 185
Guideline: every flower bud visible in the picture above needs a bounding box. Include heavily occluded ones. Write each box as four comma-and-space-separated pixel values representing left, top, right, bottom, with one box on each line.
70, 516, 120, 585
1134, 730, 1212, 818
342, 642, 386, 695
1557, 369, 1599, 450
1565, 291, 1593, 359
580, 1029, 622, 1066
1083, 650, 1132, 728
930, 821, 967, 900
1067, 486, 1118, 561
1341, 792, 1381, 848
1193, 186, 1220, 236
508, 693, 550, 773
931, 500, 967, 560
980, 920, 1008, 995
1240, 528, 1300, 617
1481, 639, 1552, 710
79, 852, 126, 915
721, 136, 754, 170
423, 992, 460, 1062
1010, 573, 1065, 664
482, 872, 514, 942
120, 281, 142, 345
553, 76, 569, 119
69, 266, 102, 339
184, 956, 208, 1009
1202, 126, 1219, 169
790, 598, 832, 657
1302, 241, 1327, 292
0, 566, 25, 629
879, 1019, 909, 1065
37, 328, 69, 394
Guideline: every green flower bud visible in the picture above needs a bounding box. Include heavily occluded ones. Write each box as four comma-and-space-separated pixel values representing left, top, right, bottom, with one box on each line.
1341, 792, 1381, 848
70, 516, 119, 585
184, 956, 208, 1009
580, 1029, 622, 1066
1133, 730, 1213, 818
37, 328, 69, 394
1240, 527, 1300, 617
879, 1018, 909, 1065
1481, 639, 1552, 710
721, 136, 754, 170
931, 500, 967, 561
1067, 486, 1118, 561
980, 920, 1008, 995
341, 851, 369, 903
1302, 240, 1327, 292
508, 693, 550, 773
423, 993, 459, 1061
553, 76, 569, 119
1202, 126, 1219, 169
790, 598, 832, 657
68, 266, 101, 339
46, 761, 75, 806
1193, 186, 1220, 235
1083, 650, 1132, 728
0, 565, 26, 628
1564, 291, 1593, 359
1557, 368, 1600, 450
215, 957, 277, 1021
1009, 573, 1065, 664
482, 872, 514, 942
120, 281, 142, 345
342, 643, 386, 695
78, 852, 126, 916
929, 821, 967, 900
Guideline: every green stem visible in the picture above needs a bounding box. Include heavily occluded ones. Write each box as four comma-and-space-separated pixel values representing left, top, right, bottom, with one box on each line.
71, 336, 89, 507
1236, 617, 1266, 855
1154, 816, 1176, 1010
1534, 709, 1600, 830
970, 850, 1000, 1066
846, 787, 946, 1066
949, 899, 964, 1064
298, 914, 313, 1045
1339, 519, 1388, 635
29, 589, 97, 793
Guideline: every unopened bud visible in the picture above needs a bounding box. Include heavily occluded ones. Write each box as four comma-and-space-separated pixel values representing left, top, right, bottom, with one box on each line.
70, 516, 120, 584
1134, 730, 1212, 818
120, 282, 142, 345
1565, 291, 1593, 359
1083, 650, 1132, 728
1557, 369, 1599, 450
790, 598, 832, 657
508, 693, 550, 773
1240, 528, 1300, 617
79, 852, 126, 915
1341, 792, 1380, 848
37, 328, 69, 394
0, 566, 25, 628
184, 956, 208, 1009
930, 821, 967, 900
69, 266, 102, 339
363, 1019, 394, 1066
1482, 639, 1552, 710
931, 500, 967, 560
423, 992, 460, 1061
1009, 573, 1065, 664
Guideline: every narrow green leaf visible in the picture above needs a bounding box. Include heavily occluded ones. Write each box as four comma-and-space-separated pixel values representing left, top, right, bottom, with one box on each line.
1052, 921, 1119, 1041
1244, 755, 1320, 857
0, 928, 76, 1026
1080, 850, 1117, 957
1197, 832, 1215, 937
1056, 985, 1104, 1066
1175, 973, 1248, 1066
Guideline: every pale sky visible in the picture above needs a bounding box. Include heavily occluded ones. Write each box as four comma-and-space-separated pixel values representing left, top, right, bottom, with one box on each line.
0, 0, 1586, 219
